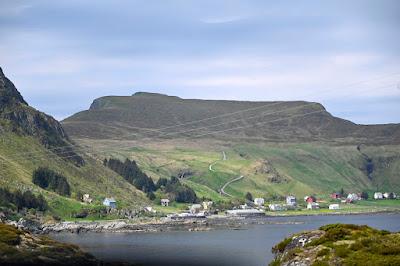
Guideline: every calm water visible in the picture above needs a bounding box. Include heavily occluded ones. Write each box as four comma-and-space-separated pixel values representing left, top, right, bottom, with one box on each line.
53, 214, 400, 266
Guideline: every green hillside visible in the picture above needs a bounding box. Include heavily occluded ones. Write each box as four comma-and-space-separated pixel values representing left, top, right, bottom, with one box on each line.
0, 67, 147, 219
74, 138, 400, 200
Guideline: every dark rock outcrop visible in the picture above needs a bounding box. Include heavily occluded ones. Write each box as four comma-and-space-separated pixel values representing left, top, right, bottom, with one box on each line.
0, 67, 84, 166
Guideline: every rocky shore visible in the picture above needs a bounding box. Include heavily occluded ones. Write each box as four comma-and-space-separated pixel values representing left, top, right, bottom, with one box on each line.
6, 216, 303, 234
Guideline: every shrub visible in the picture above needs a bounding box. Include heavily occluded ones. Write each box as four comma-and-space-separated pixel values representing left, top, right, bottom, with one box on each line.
272, 237, 292, 253
335, 245, 350, 258
0, 224, 21, 245
317, 248, 330, 257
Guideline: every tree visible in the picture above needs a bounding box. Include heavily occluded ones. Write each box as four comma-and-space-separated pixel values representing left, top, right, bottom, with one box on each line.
156, 178, 168, 189
104, 158, 156, 193
32, 167, 71, 196
361, 191, 369, 200
147, 191, 156, 200
245, 192, 253, 202
340, 188, 345, 197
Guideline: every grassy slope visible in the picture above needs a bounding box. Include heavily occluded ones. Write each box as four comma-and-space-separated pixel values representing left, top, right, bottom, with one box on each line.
0, 133, 148, 217
271, 224, 400, 266
73, 138, 400, 201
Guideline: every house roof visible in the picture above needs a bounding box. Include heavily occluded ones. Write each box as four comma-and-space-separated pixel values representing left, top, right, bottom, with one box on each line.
104, 197, 116, 202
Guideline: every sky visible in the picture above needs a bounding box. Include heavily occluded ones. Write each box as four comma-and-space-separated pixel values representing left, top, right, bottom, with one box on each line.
0, 0, 399, 124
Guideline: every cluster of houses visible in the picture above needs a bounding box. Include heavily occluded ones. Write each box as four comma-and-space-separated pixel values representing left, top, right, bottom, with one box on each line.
99, 190, 398, 218
266, 195, 341, 211
166, 201, 215, 219
373, 192, 397, 200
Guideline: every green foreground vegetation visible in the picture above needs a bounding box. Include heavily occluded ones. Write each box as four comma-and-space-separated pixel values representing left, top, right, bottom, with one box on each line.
271, 223, 400, 266
0, 223, 99, 265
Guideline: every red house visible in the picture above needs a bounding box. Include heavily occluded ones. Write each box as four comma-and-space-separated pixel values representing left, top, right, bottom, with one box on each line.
305, 196, 317, 203
331, 193, 341, 199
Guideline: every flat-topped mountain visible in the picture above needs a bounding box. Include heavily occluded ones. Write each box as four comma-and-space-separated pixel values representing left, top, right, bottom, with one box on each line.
63, 92, 400, 144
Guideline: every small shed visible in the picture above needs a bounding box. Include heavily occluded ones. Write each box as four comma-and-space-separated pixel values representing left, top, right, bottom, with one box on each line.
307, 202, 319, 210
161, 199, 170, 207
269, 204, 284, 211
329, 204, 340, 210
103, 198, 117, 208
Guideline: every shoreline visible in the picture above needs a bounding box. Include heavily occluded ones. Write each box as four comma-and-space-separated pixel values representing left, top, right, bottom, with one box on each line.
6, 209, 399, 235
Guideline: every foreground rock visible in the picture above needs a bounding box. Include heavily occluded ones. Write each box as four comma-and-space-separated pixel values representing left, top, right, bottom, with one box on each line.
270, 224, 400, 266
0, 223, 98, 265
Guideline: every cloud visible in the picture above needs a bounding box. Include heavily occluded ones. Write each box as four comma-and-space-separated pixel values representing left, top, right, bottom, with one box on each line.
200, 15, 246, 24
0, 0, 399, 123
0, 2, 32, 17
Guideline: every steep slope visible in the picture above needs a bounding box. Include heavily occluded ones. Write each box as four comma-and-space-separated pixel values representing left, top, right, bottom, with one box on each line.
0, 67, 83, 166
63, 92, 400, 144
0, 67, 147, 212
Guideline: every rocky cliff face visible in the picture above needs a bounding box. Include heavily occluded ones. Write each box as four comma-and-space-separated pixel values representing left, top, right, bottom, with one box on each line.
0, 67, 84, 166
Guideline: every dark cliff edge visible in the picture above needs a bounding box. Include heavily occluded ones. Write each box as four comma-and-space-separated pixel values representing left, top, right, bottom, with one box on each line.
0, 67, 84, 166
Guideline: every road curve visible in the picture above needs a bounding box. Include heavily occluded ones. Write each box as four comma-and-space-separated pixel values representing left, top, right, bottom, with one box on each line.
220, 175, 244, 197
209, 151, 226, 172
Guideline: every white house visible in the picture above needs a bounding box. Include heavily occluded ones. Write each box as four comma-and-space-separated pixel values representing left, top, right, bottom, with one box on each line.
307, 202, 319, 210
202, 201, 213, 210
383, 192, 390, 199
254, 198, 265, 206
286, 196, 297, 206
189, 204, 202, 214
329, 204, 340, 210
161, 199, 170, 207
103, 198, 117, 208
269, 204, 285, 211
374, 192, 383, 200
82, 194, 93, 204
347, 193, 360, 202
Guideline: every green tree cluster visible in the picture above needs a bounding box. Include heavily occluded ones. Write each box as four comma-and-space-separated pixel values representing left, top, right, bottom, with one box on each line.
32, 167, 71, 196
103, 158, 156, 193
0, 187, 47, 211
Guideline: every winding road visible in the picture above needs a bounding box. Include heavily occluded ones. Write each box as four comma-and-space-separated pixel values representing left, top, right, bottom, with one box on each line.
208, 151, 244, 197
208, 151, 227, 172
220, 175, 244, 197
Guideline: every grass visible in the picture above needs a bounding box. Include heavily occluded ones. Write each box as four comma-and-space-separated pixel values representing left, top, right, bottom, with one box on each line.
0, 133, 148, 219
272, 224, 400, 265
74, 138, 400, 205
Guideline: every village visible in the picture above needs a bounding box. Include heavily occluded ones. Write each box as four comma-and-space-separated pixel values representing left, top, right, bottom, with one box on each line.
93, 190, 399, 220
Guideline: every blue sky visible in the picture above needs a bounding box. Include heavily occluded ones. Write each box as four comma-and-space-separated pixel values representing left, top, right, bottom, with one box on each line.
0, 0, 399, 124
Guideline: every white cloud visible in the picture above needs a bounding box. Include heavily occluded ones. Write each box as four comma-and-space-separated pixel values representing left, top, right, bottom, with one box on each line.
200, 15, 246, 24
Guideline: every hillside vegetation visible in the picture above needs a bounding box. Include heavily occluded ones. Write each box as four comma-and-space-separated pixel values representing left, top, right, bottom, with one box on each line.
0, 67, 147, 218
270, 224, 400, 266
0, 223, 99, 265
61, 92, 400, 200
73, 138, 400, 200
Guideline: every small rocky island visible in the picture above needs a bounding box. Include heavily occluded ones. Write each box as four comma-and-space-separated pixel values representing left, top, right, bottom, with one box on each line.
270, 224, 400, 266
